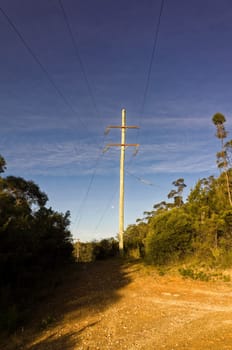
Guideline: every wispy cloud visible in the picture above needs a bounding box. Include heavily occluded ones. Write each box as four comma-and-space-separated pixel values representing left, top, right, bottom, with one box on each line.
140, 115, 221, 131
1, 140, 103, 176
0, 130, 219, 177
129, 139, 217, 174
136, 153, 216, 174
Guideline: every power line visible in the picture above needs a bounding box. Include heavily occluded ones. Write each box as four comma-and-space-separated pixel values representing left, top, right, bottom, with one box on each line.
72, 153, 104, 230
125, 170, 154, 186
140, 0, 165, 118
94, 168, 157, 234
0, 5, 90, 131
58, 0, 99, 116
94, 184, 118, 234
93, 169, 157, 236
127, 0, 165, 170
58, 0, 115, 233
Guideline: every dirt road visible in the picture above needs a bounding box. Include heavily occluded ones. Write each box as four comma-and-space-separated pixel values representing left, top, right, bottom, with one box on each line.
3, 259, 232, 349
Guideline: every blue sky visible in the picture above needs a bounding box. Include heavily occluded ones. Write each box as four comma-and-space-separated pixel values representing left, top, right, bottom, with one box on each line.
1, 0, 232, 241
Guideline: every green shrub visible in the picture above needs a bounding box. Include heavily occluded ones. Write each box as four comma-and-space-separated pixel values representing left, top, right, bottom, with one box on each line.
145, 209, 194, 265
179, 267, 231, 282
179, 268, 210, 281
93, 238, 118, 260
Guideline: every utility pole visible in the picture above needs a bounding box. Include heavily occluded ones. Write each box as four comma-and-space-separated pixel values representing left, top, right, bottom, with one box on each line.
104, 108, 139, 255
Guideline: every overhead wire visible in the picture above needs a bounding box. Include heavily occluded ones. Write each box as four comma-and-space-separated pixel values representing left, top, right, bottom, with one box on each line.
139, 0, 165, 122
126, 0, 165, 180
93, 184, 118, 234
58, 0, 99, 116
57, 0, 111, 233
125, 170, 155, 186
73, 155, 103, 230
93, 169, 156, 235
0, 5, 89, 131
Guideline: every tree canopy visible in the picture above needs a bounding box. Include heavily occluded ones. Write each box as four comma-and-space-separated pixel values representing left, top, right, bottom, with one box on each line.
0, 155, 73, 331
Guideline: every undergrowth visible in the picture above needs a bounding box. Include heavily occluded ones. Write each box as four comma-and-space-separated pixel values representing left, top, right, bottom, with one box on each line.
178, 267, 231, 282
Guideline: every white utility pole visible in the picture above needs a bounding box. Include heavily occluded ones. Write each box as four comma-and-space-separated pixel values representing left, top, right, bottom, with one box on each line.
119, 109, 126, 253
104, 108, 139, 255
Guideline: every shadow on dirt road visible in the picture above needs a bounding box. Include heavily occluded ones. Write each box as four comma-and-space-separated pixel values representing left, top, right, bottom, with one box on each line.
4, 258, 132, 350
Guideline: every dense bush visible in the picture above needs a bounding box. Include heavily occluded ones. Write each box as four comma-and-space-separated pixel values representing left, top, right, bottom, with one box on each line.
74, 238, 119, 262
123, 223, 148, 258
93, 238, 119, 260
0, 155, 73, 331
145, 209, 194, 265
